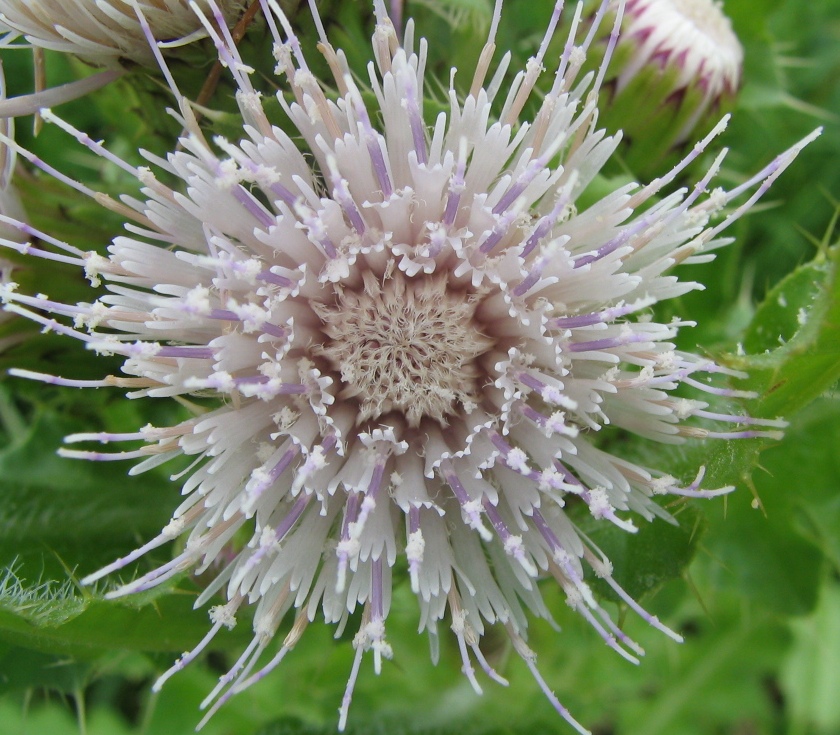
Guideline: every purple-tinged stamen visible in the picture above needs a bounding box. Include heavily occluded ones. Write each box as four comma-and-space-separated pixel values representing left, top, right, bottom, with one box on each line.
190, 0, 256, 97
0, 239, 85, 267
682, 375, 756, 398
0, 131, 98, 200
481, 498, 537, 577
404, 75, 428, 165
233, 185, 276, 229
583, 547, 683, 643
442, 147, 466, 227
7, 368, 111, 389
0, 216, 85, 257
231, 613, 310, 698
371, 556, 385, 622
65, 428, 161, 444
131, 1, 182, 100
591, 0, 624, 97
269, 181, 298, 207
262, 0, 308, 69
4, 304, 98, 344
440, 462, 492, 541
512, 630, 591, 735
214, 138, 298, 208
229, 625, 296, 693
244, 445, 301, 511
511, 251, 558, 298
81, 503, 205, 586
367, 460, 388, 504
110, 547, 198, 597
199, 634, 262, 712
493, 153, 550, 216
581, 0, 613, 55
350, 87, 394, 198
548, 299, 654, 329
327, 158, 368, 234
470, 642, 509, 686
153, 596, 244, 692
156, 345, 215, 359
554, 462, 638, 533
205, 307, 239, 322
701, 128, 822, 244
478, 207, 519, 255
58, 446, 167, 462
483, 429, 545, 484
567, 583, 641, 663
257, 322, 292, 342
553, 1, 584, 89
335, 491, 363, 593
629, 116, 730, 209
657, 149, 728, 233
568, 331, 656, 353
520, 178, 576, 258
530, 508, 562, 549
657, 467, 733, 499
534, 532, 644, 662
486, 429, 515, 457
502, 0, 563, 127
296, 203, 339, 259
514, 370, 569, 407
2, 290, 87, 319
572, 207, 658, 269
388, 0, 403, 37
256, 270, 295, 289
692, 408, 787, 428
703, 428, 785, 440
518, 404, 578, 440
338, 611, 368, 731
231, 495, 312, 590
41, 109, 140, 178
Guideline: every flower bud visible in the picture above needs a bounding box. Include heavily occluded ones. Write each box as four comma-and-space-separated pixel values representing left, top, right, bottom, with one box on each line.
601, 0, 743, 173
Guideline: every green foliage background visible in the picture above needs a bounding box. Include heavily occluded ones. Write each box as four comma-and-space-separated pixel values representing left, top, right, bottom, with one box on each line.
1, 0, 839, 734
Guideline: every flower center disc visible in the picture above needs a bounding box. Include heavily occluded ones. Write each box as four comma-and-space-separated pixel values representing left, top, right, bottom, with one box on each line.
313, 270, 494, 427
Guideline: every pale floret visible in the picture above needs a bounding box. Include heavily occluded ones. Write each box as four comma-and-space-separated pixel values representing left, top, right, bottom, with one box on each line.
0, 1, 818, 733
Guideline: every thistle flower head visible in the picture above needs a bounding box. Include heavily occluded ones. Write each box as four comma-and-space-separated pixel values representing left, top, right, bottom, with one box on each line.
0, 0, 817, 732
0, 0, 245, 66
602, 0, 744, 168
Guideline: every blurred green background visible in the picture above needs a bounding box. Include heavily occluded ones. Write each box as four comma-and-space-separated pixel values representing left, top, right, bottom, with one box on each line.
0, 0, 839, 734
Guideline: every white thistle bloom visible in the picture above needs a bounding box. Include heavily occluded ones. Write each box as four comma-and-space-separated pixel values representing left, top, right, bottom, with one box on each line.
0, 0, 245, 66
0, 0, 818, 732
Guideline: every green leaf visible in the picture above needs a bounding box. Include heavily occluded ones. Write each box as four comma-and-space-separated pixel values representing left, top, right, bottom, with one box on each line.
647, 246, 840, 616
0, 569, 249, 658
695, 396, 840, 615
0, 642, 92, 694
735, 245, 840, 417
0, 397, 254, 658
781, 582, 840, 734
0, 404, 176, 579
615, 600, 791, 735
